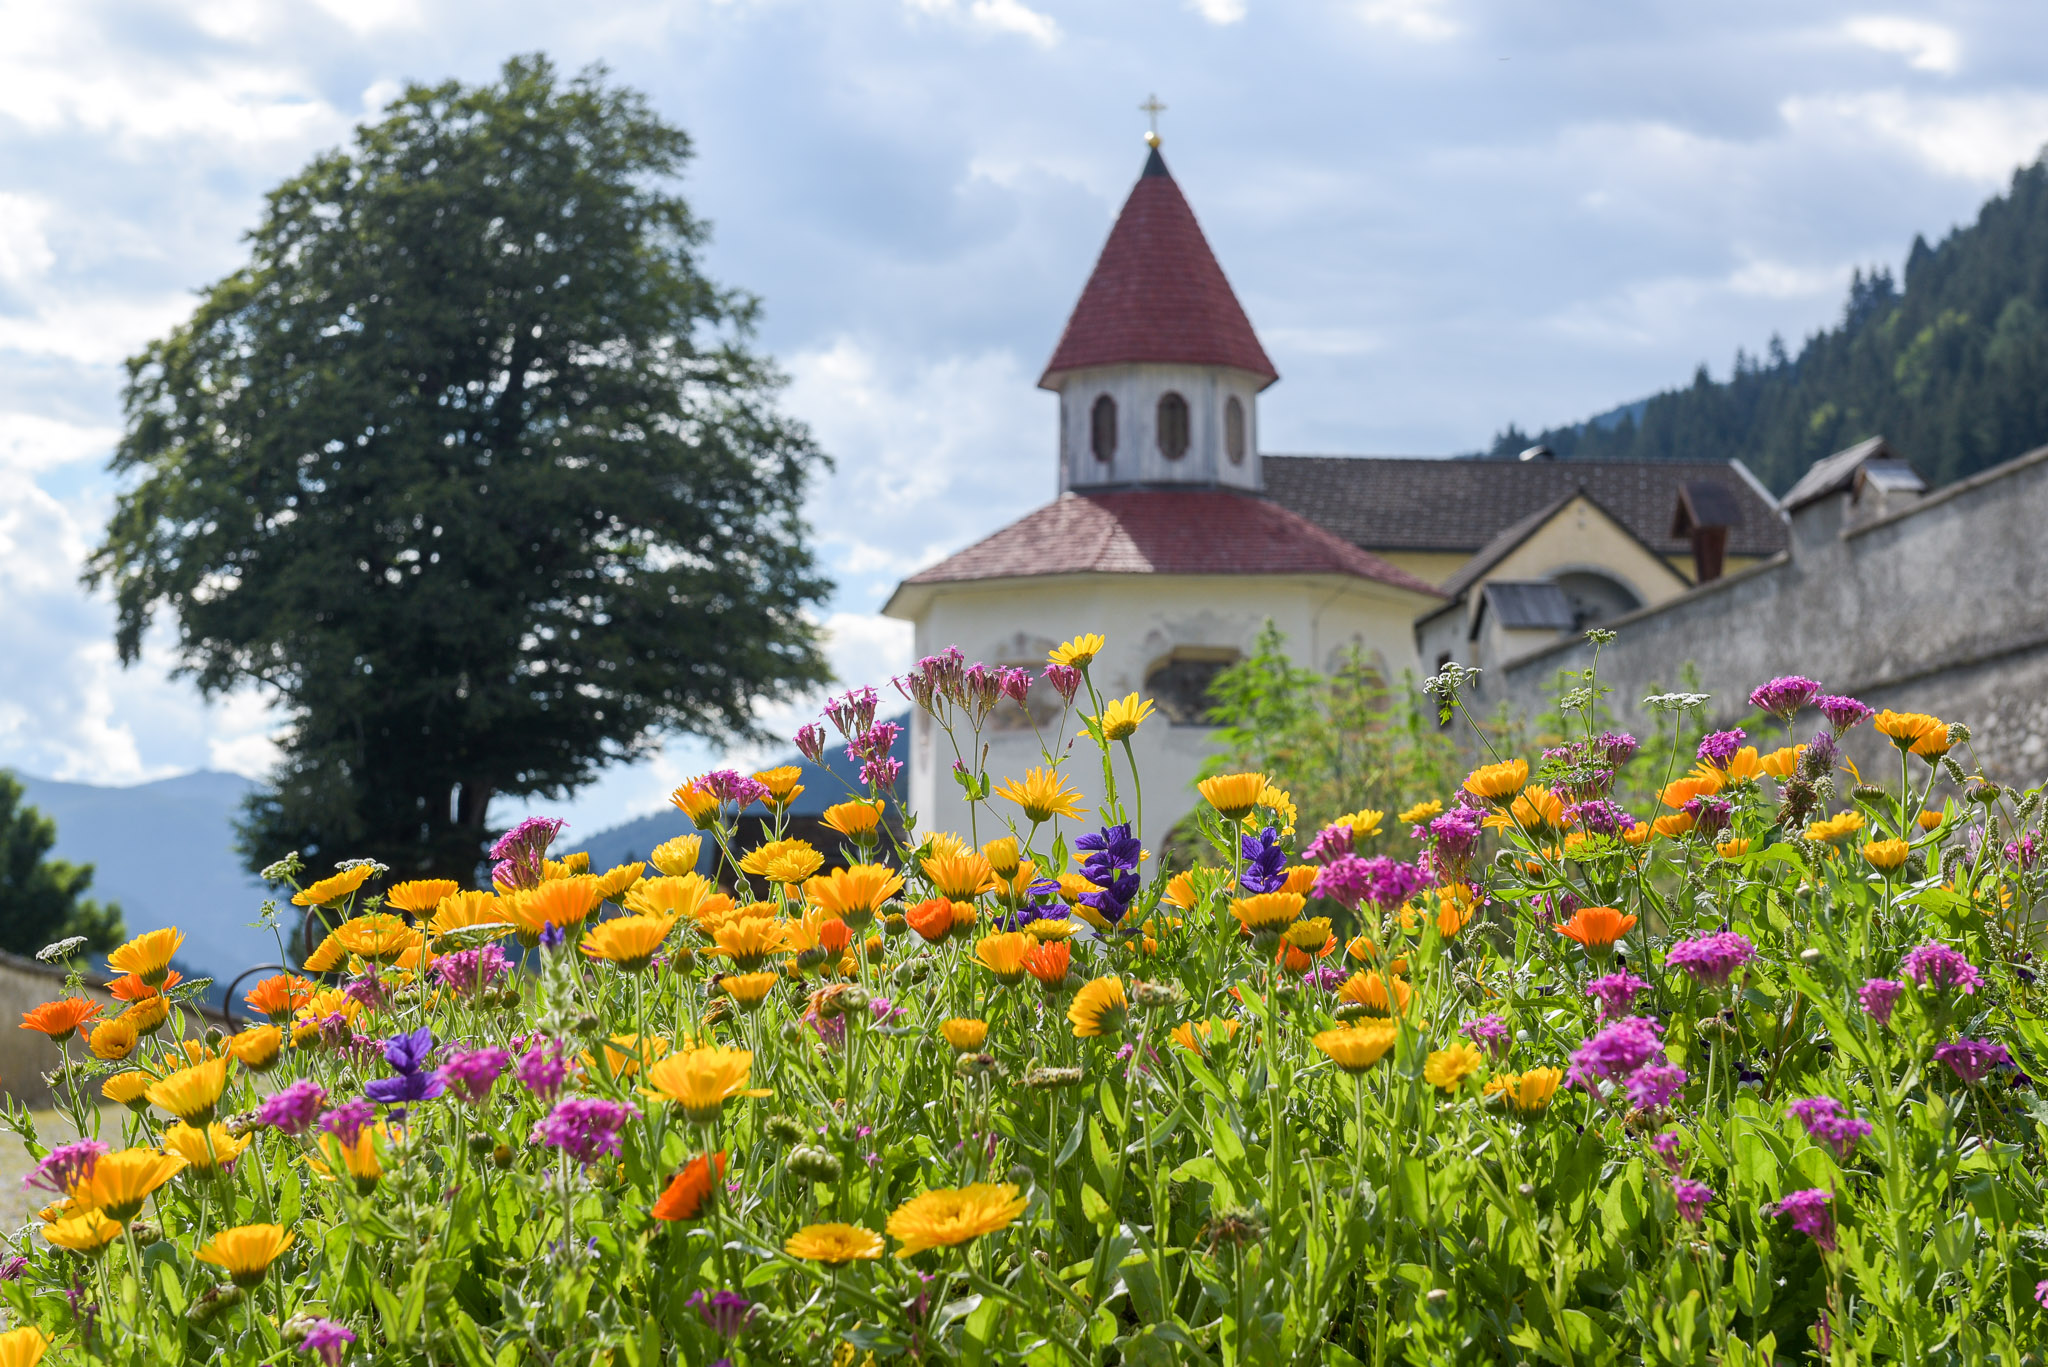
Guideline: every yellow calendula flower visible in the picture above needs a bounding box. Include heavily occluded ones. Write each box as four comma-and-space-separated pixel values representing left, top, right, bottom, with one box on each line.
505, 876, 608, 941
1917, 808, 1944, 832
786, 1223, 886, 1264
626, 873, 727, 924
0, 1326, 48, 1367
195, 1223, 295, 1287
291, 864, 377, 909
1863, 838, 1910, 873
224, 1025, 283, 1071
1067, 976, 1127, 1038
1874, 709, 1947, 755
1283, 917, 1334, 951
1088, 693, 1155, 742
101, 1071, 153, 1109
1229, 892, 1305, 932
310, 1127, 388, 1191
88, 1017, 138, 1062
41, 1210, 123, 1255
805, 865, 905, 926
1162, 871, 1198, 910
708, 916, 788, 973
590, 862, 646, 903
649, 834, 704, 877
670, 782, 723, 828
1462, 759, 1528, 805
1424, 1042, 1485, 1091
147, 1057, 230, 1126
641, 1047, 767, 1124
924, 832, 972, 860
1398, 799, 1444, 826
739, 839, 824, 886
584, 1033, 671, 1082
887, 1183, 1028, 1257
922, 851, 996, 900
822, 801, 884, 839
1047, 633, 1104, 668
1337, 809, 1385, 842
75, 1147, 185, 1221
1024, 917, 1075, 942
993, 768, 1088, 824
1198, 772, 1268, 822
1806, 811, 1865, 845
1715, 838, 1751, 860
428, 889, 510, 939
1169, 1018, 1238, 1054
980, 836, 1021, 877
334, 913, 416, 964
120, 992, 171, 1037
1315, 1022, 1399, 1074
719, 973, 780, 1010
1486, 1066, 1564, 1115
1339, 970, 1413, 1017
382, 879, 460, 915
939, 1018, 988, 1052
161, 1123, 253, 1174
1257, 783, 1298, 835
1660, 770, 1725, 809
1652, 813, 1696, 839
107, 927, 184, 986
581, 914, 678, 971
541, 852, 592, 880
1759, 745, 1805, 779
975, 933, 1034, 985
754, 765, 806, 809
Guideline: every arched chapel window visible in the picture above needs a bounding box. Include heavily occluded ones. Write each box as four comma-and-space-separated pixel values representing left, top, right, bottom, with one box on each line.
1157, 392, 1190, 460
1144, 648, 1242, 725
1224, 396, 1246, 465
1090, 395, 1117, 462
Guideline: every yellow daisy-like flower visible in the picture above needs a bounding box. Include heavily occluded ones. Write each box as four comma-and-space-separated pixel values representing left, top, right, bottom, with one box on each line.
980, 836, 1021, 877
822, 801, 885, 839
1257, 783, 1298, 835
1047, 633, 1104, 668
382, 879, 460, 915
922, 851, 996, 900
1197, 772, 1268, 821
1721, 747, 1765, 784
1715, 838, 1751, 860
670, 782, 723, 828
541, 852, 592, 880
975, 932, 1034, 985
75, 1147, 186, 1221
106, 927, 184, 987
1461, 759, 1529, 805
195, 1223, 295, 1287
1314, 1022, 1398, 1074
1024, 917, 1075, 942
310, 1127, 388, 1191
1917, 808, 1944, 831
740, 838, 825, 886
1397, 800, 1443, 826
584, 1033, 671, 1082
101, 1070, 153, 1109
1759, 745, 1806, 779
786, 1223, 886, 1264
709, 916, 788, 973
1424, 1042, 1485, 1091
591, 862, 646, 903
1229, 892, 1305, 932
1874, 709, 1947, 754
805, 865, 905, 926
581, 914, 679, 971
1162, 871, 1198, 910
1493, 785, 1563, 835
1088, 693, 1155, 742
334, 913, 417, 964
88, 1017, 138, 1062
626, 873, 726, 923
924, 831, 972, 860
1168, 1018, 1239, 1054
753, 765, 806, 809
1863, 838, 1910, 873
119, 992, 171, 1037
939, 1018, 988, 1052
641, 1047, 766, 1124
1067, 976, 1128, 1038
1486, 1067, 1564, 1115
291, 864, 376, 908
719, 972, 780, 1010
161, 1123, 253, 1174
1282, 916, 1334, 950
1338, 970, 1413, 1017
993, 768, 1087, 825
1338, 808, 1385, 841
428, 889, 509, 938
649, 834, 704, 877
0, 1326, 48, 1367
887, 1183, 1028, 1257
147, 1057, 230, 1126
504, 876, 607, 940
41, 1210, 123, 1254
224, 1025, 283, 1071
1806, 811, 1865, 845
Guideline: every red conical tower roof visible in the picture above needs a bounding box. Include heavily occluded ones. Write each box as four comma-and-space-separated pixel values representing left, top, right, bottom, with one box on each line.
1039, 147, 1278, 390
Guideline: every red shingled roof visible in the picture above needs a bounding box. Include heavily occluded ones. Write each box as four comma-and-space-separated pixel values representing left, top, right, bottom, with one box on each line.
1039, 148, 1278, 389
895, 489, 1441, 597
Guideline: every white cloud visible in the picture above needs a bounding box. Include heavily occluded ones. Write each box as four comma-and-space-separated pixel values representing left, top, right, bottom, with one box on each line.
905, 0, 1060, 46
1780, 89, 2048, 183
0, 195, 55, 287
1188, 0, 1246, 23
1352, 0, 1459, 42
1726, 257, 1844, 301
1843, 16, 1961, 75
0, 293, 195, 367
204, 687, 284, 778
0, 414, 119, 476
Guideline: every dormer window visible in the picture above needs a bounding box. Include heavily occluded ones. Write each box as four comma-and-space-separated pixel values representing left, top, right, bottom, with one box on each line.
1224, 396, 1246, 465
1157, 392, 1189, 460
1090, 395, 1117, 462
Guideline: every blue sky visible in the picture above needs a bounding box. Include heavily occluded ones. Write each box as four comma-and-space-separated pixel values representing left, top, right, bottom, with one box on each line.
2, 0, 2045, 837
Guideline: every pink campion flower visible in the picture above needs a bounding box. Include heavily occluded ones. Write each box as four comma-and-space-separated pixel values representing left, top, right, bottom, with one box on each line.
25, 1140, 106, 1196
1568, 1017, 1666, 1089
1043, 664, 1082, 704
1899, 942, 1982, 996
860, 757, 904, 790
432, 945, 511, 998
1625, 1062, 1688, 1111
1585, 972, 1647, 1019
1696, 729, 1745, 769
1665, 932, 1757, 988
1671, 1177, 1712, 1222
997, 668, 1032, 705
823, 685, 880, 739
1749, 676, 1822, 720
1461, 1014, 1511, 1059
1682, 795, 1732, 837
1649, 1130, 1683, 1173
892, 669, 937, 712
516, 1037, 572, 1101
1595, 731, 1639, 767
794, 722, 827, 763
2036, 1279, 2048, 1312
1774, 1188, 1836, 1252
438, 1047, 511, 1105
258, 1080, 328, 1137
1933, 1038, 2010, 1085
1564, 799, 1634, 837
1427, 806, 1484, 871
1816, 695, 1873, 732
848, 721, 901, 764
702, 770, 769, 807
1302, 821, 1358, 866
1786, 1097, 1873, 1159
299, 1319, 357, 1367
1857, 978, 1906, 1024
531, 1097, 640, 1164
490, 816, 566, 890
319, 1100, 375, 1145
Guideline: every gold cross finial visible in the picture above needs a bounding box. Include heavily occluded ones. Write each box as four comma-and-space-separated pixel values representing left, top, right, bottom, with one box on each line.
1139, 93, 1167, 148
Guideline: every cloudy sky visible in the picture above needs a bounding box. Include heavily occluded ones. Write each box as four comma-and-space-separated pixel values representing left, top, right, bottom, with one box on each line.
3, 0, 2045, 835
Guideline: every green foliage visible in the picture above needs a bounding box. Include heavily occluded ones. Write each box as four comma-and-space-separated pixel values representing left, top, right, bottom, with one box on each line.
1491, 154, 2048, 491
0, 772, 123, 956
87, 56, 833, 880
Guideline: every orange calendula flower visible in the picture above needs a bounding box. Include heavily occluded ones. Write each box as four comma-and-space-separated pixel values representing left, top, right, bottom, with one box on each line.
994, 768, 1087, 825
1488, 784, 1562, 834
1486, 1066, 1564, 1114
642, 1048, 767, 1124
1280, 865, 1319, 897
940, 1018, 988, 1052
1047, 633, 1104, 668
786, 1222, 885, 1263
887, 1183, 1028, 1257
1163, 871, 1198, 910
310, 1126, 388, 1191
1917, 808, 1944, 831
805, 865, 905, 925
648, 834, 703, 877
980, 836, 1021, 877
1660, 770, 1725, 809
117, 994, 169, 1037
1023, 940, 1071, 987
583, 1033, 671, 1082
1554, 906, 1637, 950
1862, 838, 1910, 873
580, 914, 678, 971
224, 1025, 283, 1071
194, 1223, 294, 1287
334, 913, 416, 964
20, 998, 100, 1043
1621, 821, 1652, 847
383, 879, 461, 916
719, 973, 778, 1010
0, 1327, 48, 1366
1462, 759, 1529, 805
1424, 1042, 1485, 1091
822, 801, 884, 839
1874, 710, 1946, 754
1652, 813, 1696, 839
291, 865, 376, 909
626, 874, 726, 924
590, 862, 645, 903
244, 974, 316, 1022
162, 1122, 254, 1174
904, 898, 964, 944
1759, 745, 1805, 779
505, 877, 607, 941
41, 1210, 123, 1255
922, 851, 996, 900
1338, 970, 1413, 1016
106, 928, 184, 987
975, 932, 1034, 985
652, 1151, 726, 1221
101, 1071, 152, 1108
753, 765, 806, 810
1315, 1022, 1398, 1074
708, 916, 787, 973
1715, 838, 1751, 859
1806, 811, 1865, 845
669, 782, 723, 828
1169, 1018, 1239, 1054
107, 970, 180, 1002
1198, 772, 1269, 822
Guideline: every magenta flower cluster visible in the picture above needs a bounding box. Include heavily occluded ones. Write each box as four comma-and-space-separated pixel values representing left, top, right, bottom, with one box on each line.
1858, 978, 1906, 1024
531, 1097, 640, 1164
257, 1079, 328, 1137
432, 944, 511, 997
1899, 942, 1982, 996
1585, 971, 1647, 1019
1774, 1187, 1836, 1252
1664, 932, 1757, 988
1786, 1097, 1873, 1158
1933, 1038, 2010, 1085
1695, 728, 1746, 768
1748, 675, 1822, 719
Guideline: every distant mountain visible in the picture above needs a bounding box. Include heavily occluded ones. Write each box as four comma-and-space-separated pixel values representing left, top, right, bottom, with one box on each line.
9, 771, 277, 1005
1489, 155, 2048, 493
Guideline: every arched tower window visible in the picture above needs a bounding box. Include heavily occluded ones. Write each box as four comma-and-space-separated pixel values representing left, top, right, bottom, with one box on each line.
1157, 392, 1190, 460
1144, 647, 1242, 725
1090, 395, 1117, 462
1224, 396, 1246, 465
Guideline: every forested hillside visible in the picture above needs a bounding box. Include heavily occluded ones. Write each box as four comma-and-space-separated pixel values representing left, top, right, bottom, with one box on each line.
1489, 156, 2048, 493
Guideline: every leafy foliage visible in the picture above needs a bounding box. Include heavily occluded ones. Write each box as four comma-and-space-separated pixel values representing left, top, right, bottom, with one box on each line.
87, 56, 833, 881
1492, 155, 2048, 492
0, 773, 123, 957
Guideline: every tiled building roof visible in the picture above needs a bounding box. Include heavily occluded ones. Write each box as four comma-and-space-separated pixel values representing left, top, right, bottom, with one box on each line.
894, 489, 1440, 596
1262, 455, 1788, 558
1039, 148, 1278, 388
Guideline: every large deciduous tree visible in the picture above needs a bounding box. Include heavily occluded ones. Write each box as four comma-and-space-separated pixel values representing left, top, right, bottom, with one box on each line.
89, 57, 833, 880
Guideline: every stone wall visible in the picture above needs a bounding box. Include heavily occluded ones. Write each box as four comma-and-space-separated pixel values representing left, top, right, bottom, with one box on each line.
1492, 443, 2048, 786
0, 953, 227, 1110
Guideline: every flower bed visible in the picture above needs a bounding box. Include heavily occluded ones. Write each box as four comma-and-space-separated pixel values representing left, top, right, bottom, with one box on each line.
3, 649, 2045, 1364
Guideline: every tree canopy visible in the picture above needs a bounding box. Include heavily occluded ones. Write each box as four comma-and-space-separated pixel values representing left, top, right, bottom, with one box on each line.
88, 56, 833, 879
1490, 154, 2048, 492
0, 774, 123, 958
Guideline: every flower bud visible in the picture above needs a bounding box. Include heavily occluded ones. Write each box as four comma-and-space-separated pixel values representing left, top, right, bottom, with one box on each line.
188, 1284, 243, 1325
1131, 980, 1179, 1012
1969, 779, 2003, 805
1005, 1163, 1036, 1189
702, 998, 734, 1027
128, 1219, 162, 1248
1023, 1065, 1084, 1090
788, 1145, 843, 1183
465, 1133, 494, 1155
1947, 722, 1971, 746
953, 1052, 997, 1079
1852, 784, 1889, 806
780, 1019, 808, 1045
223, 1110, 264, 1138
492, 1144, 514, 1168
882, 913, 909, 938
203, 1026, 225, 1051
